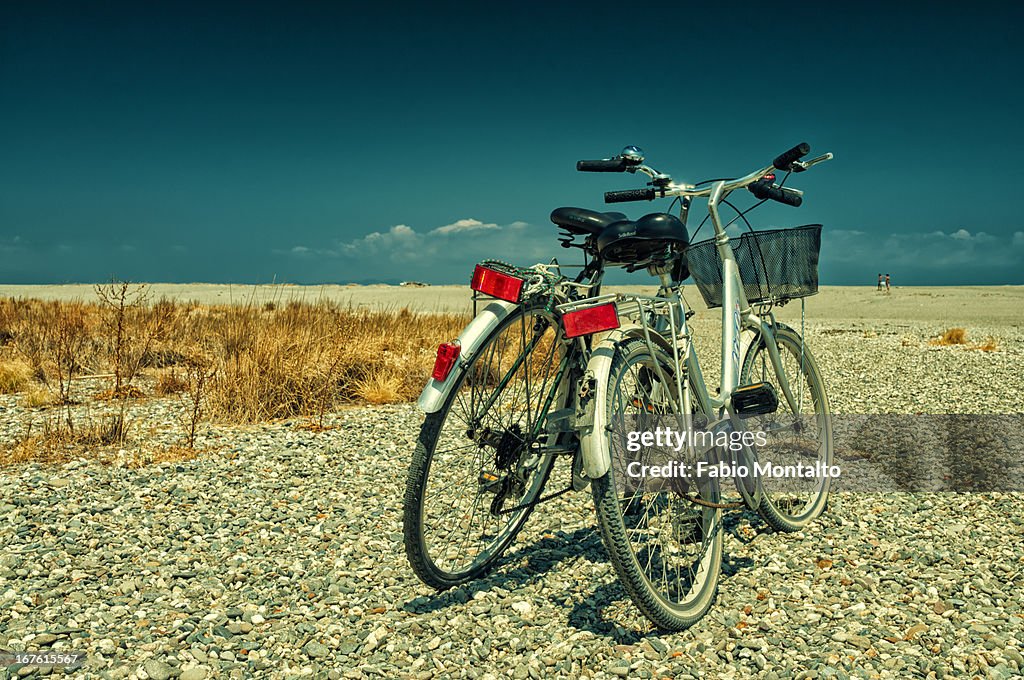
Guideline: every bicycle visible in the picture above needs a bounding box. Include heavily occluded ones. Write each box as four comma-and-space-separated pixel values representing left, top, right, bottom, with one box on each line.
403, 142, 834, 629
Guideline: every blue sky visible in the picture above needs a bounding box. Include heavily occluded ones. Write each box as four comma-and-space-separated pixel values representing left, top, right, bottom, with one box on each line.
1, 1, 1022, 285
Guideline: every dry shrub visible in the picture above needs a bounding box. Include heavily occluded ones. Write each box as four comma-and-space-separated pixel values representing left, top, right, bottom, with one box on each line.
3, 434, 46, 466
20, 384, 57, 408
0, 358, 33, 393
931, 328, 968, 346
155, 370, 189, 395
928, 328, 999, 351
354, 368, 405, 404
1, 413, 128, 467
95, 385, 146, 401
181, 355, 217, 448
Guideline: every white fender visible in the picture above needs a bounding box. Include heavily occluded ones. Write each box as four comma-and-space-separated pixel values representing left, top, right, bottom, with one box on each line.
416, 300, 519, 413
579, 324, 688, 479
579, 335, 616, 479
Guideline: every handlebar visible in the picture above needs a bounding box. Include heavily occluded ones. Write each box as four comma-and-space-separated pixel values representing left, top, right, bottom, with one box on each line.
748, 180, 803, 207
598, 142, 831, 206
605, 188, 656, 203
772, 142, 811, 170
577, 158, 628, 172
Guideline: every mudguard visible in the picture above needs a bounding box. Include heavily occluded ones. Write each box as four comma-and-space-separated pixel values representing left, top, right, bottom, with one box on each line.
578, 324, 676, 480
416, 299, 518, 413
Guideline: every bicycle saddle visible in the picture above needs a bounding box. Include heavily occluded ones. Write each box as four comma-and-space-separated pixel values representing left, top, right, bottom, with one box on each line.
550, 207, 628, 235
597, 212, 689, 266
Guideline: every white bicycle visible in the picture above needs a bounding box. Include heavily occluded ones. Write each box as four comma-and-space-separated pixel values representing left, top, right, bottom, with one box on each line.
404, 142, 835, 629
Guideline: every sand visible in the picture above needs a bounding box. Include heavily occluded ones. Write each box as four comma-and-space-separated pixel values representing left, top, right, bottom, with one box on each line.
1, 283, 1020, 325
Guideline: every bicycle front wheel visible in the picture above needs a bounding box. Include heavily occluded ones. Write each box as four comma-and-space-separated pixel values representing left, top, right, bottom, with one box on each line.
590, 338, 723, 630
403, 301, 568, 589
740, 322, 833, 532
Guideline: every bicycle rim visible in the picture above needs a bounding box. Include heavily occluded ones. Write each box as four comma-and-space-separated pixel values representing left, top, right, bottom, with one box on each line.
408, 303, 566, 582
741, 324, 832, 529
593, 339, 722, 628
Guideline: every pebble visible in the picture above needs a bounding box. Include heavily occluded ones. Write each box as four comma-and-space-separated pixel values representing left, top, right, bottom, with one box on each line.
304, 640, 330, 659
0, 334, 1021, 680
143, 660, 174, 680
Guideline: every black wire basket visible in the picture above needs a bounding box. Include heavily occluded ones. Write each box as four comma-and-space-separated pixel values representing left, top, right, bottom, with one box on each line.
685, 224, 822, 308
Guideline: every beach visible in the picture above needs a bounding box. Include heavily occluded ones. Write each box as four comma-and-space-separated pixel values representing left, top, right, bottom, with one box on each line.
1, 284, 1022, 678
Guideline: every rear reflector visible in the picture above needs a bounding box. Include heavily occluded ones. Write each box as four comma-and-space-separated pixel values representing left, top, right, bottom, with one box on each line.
471, 264, 523, 303
432, 342, 461, 381
562, 303, 620, 338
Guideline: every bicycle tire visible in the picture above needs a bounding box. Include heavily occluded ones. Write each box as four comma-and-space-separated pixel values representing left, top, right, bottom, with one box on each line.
403, 301, 568, 589
590, 338, 723, 629
740, 322, 832, 532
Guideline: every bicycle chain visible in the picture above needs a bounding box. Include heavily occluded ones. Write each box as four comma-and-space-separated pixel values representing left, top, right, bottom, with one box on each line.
678, 493, 745, 510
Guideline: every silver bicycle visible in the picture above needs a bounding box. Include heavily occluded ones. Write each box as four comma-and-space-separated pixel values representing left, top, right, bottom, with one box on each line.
404, 142, 834, 629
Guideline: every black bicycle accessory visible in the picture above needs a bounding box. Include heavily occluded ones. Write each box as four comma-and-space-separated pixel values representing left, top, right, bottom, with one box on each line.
578, 158, 628, 172
748, 180, 803, 207
731, 382, 780, 418
685, 224, 823, 308
605, 188, 657, 203
597, 213, 689, 267
773, 142, 811, 170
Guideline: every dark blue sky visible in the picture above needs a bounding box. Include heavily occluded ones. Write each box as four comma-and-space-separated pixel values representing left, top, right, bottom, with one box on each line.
2, 1, 1022, 285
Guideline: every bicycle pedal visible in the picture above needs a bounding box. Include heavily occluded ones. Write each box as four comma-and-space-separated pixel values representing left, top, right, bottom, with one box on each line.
630, 397, 657, 413
731, 382, 779, 418
478, 471, 502, 493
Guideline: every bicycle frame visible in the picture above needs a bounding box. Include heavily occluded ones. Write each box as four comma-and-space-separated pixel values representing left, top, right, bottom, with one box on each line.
571, 177, 804, 500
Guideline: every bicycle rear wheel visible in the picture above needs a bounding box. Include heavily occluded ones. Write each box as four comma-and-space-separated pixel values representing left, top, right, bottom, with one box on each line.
403, 302, 569, 589
590, 338, 723, 630
740, 322, 832, 531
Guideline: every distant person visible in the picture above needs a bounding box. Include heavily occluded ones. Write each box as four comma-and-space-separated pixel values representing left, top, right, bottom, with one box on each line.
885, 273, 891, 293
877, 273, 884, 291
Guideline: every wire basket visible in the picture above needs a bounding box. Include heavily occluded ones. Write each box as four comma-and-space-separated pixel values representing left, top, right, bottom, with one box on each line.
685, 224, 822, 308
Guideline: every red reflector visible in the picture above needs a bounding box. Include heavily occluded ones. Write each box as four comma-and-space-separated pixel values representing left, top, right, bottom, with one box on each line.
763, 173, 776, 182
562, 303, 620, 338
432, 342, 461, 381
471, 265, 523, 302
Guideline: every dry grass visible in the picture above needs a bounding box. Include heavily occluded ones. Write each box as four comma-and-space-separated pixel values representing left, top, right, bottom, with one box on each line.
931, 327, 968, 346
2, 293, 470, 465
354, 369, 406, 405
0, 414, 128, 467
928, 327, 999, 351
154, 370, 189, 395
0, 295, 468, 421
3, 434, 45, 466
0, 358, 33, 393
20, 384, 58, 408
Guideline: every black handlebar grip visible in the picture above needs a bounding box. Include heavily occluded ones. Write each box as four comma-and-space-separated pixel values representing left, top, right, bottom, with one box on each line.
604, 188, 656, 203
773, 142, 811, 170
749, 181, 803, 207
577, 158, 627, 172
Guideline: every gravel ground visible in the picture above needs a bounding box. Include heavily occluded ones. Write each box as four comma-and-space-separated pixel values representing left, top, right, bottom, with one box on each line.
2, 317, 1023, 679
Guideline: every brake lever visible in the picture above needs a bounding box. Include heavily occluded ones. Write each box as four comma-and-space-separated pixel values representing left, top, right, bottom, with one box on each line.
790, 152, 834, 172
629, 163, 673, 186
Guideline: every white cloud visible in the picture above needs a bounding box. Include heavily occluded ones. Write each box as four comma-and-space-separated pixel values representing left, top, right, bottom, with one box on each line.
430, 218, 499, 235
299, 218, 529, 263
822, 228, 1023, 268
279, 217, 556, 281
